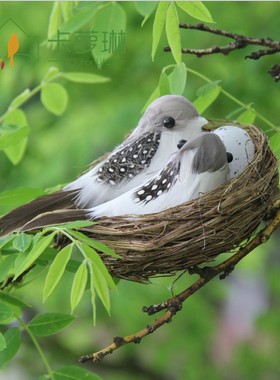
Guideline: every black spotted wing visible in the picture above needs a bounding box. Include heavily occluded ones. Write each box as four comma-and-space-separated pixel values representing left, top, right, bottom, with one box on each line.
96, 132, 161, 185
133, 159, 181, 204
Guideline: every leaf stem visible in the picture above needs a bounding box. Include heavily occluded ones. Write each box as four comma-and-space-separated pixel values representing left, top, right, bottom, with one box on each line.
0, 73, 62, 125
16, 314, 54, 380
187, 68, 278, 131
48, 227, 85, 257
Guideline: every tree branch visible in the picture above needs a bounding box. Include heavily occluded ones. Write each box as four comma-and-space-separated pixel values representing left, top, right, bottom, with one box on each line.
163, 23, 280, 81
79, 199, 280, 364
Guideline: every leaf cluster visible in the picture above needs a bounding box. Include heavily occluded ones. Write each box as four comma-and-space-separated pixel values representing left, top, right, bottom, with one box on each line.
0, 221, 118, 378
0, 2, 280, 379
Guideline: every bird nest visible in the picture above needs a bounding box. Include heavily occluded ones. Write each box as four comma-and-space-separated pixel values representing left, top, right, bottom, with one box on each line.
69, 123, 279, 283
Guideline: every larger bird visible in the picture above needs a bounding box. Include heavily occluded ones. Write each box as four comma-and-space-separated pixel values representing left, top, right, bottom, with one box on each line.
22, 133, 229, 230
0, 95, 207, 236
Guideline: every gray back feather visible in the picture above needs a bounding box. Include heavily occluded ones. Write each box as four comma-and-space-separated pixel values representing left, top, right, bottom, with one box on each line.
146, 95, 199, 122
182, 133, 227, 173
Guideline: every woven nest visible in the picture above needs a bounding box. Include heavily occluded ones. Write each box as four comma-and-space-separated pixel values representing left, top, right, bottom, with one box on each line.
72, 123, 279, 283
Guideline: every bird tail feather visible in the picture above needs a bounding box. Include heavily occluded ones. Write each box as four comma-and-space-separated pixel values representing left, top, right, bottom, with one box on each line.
21, 209, 89, 232
0, 189, 80, 237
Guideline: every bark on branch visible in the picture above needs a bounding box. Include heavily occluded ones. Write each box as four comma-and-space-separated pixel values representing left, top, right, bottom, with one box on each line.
163, 23, 280, 81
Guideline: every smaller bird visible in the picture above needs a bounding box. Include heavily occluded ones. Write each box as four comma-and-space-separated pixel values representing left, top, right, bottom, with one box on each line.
8, 34, 19, 67
213, 126, 255, 179
22, 133, 229, 230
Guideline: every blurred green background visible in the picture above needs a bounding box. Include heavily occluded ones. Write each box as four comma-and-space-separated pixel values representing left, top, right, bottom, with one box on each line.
0, 2, 280, 379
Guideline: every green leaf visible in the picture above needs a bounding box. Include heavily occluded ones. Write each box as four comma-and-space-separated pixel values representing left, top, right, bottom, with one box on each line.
47, 2, 62, 41
60, 2, 74, 22
0, 327, 21, 368
0, 255, 17, 283
15, 262, 46, 288
13, 233, 32, 252
61, 72, 110, 84
166, 3, 182, 65
169, 62, 187, 95
237, 108, 256, 124
194, 82, 221, 113
0, 292, 31, 309
69, 230, 120, 259
14, 232, 56, 280
70, 260, 88, 312
89, 266, 97, 325
226, 106, 244, 120
89, 261, 110, 315
135, 2, 157, 26
0, 333, 6, 352
65, 259, 81, 274
152, 2, 168, 61
87, 240, 120, 259
53, 365, 102, 380
56, 220, 96, 230
176, 1, 214, 23
9, 89, 31, 109
43, 66, 60, 82
83, 244, 117, 315
59, 4, 99, 35
196, 81, 221, 97
67, 230, 95, 248
0, 235, 14, 249
43, 244, 73, 301
91, 2, 126, 66
4, 108, 27, 127
1, 110, 29, 161
159, 71, 171, 95
28, 313, 75, 336
41, 83, 68, 116
269, 132, 280, 160
3, 137, 28, 165
0, 303, 13, 322
135, 1, 157, 17
0, 124, 30, 150
82, 244, 117, 292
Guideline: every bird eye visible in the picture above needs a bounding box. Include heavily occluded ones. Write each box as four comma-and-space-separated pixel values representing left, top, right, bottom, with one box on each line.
227, 152, 233, 163
163, 116, 175, 129
177, 139, 187, 149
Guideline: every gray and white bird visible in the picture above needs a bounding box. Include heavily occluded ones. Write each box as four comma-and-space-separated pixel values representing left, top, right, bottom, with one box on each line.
0, 95, 207, 236
213, 126, 255, 179
22, 133, 229, 230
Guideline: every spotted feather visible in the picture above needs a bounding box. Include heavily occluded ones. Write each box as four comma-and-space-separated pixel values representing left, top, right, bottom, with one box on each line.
133, 159, 180, 204
97, 132, 161, 185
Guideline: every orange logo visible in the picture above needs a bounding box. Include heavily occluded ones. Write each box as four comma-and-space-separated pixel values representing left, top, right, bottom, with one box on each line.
0, 33, 19, 69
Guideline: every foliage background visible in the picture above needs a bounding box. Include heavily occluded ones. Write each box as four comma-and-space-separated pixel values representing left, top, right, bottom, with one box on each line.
0, 1, 280, 379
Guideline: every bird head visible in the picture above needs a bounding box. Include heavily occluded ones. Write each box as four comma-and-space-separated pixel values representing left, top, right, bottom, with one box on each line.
130, 95, 207, 142
179, 133, 228, 174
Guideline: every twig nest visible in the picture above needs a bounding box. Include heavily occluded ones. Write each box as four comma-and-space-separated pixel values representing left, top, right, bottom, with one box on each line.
77, 123, 279, 283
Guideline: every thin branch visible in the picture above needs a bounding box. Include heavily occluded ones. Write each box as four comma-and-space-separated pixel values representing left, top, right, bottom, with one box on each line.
178, 23, 280, 50
79, 200, 280, 364
163, 23, 280, 80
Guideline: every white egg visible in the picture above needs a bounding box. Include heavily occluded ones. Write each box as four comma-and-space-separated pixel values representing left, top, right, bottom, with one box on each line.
213, 126, 255, 179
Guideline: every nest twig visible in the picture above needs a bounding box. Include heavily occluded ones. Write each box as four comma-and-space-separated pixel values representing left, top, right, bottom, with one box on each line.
73, 124, 279, 283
